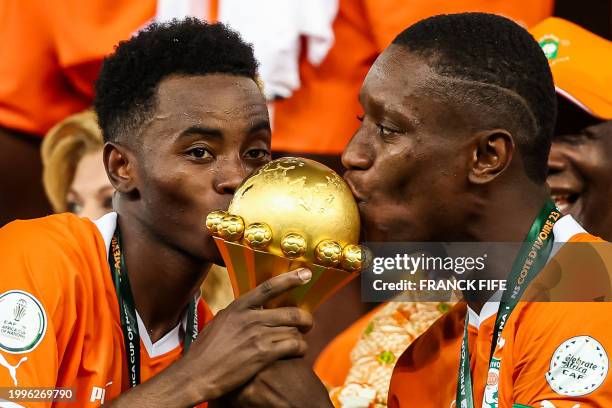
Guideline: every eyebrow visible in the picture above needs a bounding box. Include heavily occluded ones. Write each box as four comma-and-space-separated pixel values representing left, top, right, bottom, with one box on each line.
178, 120, 271, 140
179, 125, 223, 139
249, 120, 272, 134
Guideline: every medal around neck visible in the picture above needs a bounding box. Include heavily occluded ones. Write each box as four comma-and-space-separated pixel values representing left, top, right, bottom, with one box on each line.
205, 157, 365, 311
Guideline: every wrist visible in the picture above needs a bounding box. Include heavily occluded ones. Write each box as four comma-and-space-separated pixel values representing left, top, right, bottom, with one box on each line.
172, 356, 221, 404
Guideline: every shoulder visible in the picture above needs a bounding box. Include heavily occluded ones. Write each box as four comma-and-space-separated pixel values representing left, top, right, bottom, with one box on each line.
527, 233, 612, 303
511, 302, 612, 377
0, 213, 110, 302
510, 302, 612, 404
0, 213, 103, 253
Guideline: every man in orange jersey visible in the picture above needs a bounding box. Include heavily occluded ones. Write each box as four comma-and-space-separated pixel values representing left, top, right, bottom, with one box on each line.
0, 19, 332, 407
314, 20, 612, 401
219, 12, 612, 408
534, 18, 612, 242
337, 13, 612, 408
216, 13, 612, 408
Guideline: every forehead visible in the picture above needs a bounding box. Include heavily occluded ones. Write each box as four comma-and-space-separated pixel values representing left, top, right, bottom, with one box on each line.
362, 45, 436, 106
361, 46, 471, 132
154, 74, 267, 123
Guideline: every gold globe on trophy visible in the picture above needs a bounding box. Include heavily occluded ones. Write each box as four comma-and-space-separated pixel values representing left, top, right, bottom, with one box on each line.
205, 157, 364, 311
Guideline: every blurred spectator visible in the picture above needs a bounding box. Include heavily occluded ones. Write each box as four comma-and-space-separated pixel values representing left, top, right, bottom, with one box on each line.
42, 110, 111, 219
530, 18, 612, 241
319, 302, 455, 407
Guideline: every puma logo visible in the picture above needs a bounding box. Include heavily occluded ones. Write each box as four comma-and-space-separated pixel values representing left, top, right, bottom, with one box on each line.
0, 353, 27, 386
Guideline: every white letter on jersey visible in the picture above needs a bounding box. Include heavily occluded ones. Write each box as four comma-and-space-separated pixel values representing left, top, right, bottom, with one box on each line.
90, 381, 112, 404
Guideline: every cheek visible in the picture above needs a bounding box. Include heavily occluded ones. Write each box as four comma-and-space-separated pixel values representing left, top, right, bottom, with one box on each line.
565, 146, 606, 183
140, 163, 211, 223
373, 144, 450, 200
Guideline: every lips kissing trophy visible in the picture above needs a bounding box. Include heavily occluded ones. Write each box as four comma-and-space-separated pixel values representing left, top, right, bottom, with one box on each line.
205, 157, 365, 311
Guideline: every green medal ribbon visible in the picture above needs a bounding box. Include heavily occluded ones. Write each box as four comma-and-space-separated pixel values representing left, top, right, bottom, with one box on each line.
455, 200, 561, 407
109, 227, 199, 388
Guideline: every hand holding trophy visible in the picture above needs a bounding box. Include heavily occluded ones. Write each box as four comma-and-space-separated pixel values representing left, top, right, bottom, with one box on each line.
205, 157, 366, 311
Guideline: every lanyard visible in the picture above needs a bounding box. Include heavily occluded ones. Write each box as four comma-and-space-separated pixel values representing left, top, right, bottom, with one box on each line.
109, 227, 199, 388
456, 200, 561, 407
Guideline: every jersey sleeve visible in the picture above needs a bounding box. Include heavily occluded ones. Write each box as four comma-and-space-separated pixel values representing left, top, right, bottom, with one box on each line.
511, 302, 612, 407
0, 219, 80, 407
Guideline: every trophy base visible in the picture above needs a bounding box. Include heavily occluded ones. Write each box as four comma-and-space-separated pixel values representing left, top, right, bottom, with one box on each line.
214, 237, 359, 312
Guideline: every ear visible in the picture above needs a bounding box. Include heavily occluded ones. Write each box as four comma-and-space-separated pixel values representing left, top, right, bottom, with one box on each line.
468, 129, 515, 184
103, 142, 139, 195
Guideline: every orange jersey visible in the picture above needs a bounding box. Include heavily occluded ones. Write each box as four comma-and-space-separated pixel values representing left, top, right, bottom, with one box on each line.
388, 216, 612, 408
0, 213, 212, 407
0, 0, 155, 136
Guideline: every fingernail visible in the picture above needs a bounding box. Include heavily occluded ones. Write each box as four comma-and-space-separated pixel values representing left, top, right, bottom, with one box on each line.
298, 268, 312, 282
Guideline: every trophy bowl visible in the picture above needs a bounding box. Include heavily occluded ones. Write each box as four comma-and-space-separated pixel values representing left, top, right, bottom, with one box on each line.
205, 157, 364, 311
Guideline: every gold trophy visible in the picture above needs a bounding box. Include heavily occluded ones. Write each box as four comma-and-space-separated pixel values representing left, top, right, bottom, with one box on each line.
205, 157, 364, 312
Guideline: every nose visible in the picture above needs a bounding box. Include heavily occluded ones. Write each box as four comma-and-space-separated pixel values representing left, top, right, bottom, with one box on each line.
214, 160, 247, 195
547, 142, 568, 176
341, 130, 374, 171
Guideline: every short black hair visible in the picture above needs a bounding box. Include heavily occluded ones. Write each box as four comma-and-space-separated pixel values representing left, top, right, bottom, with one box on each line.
392, 12, 556, 183
94, 18, 258, 144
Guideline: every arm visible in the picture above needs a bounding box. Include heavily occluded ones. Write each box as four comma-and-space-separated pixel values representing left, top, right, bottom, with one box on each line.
0, 222, 68, 407
106, 269, 315, 407
512, 302, 612, 407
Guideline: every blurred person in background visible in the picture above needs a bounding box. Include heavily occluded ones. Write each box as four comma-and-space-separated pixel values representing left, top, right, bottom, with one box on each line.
41, 110, 112, 220
532, 18, 612, 241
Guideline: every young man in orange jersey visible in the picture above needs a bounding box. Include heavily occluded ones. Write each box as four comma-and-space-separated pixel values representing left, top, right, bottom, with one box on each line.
0, 19, 331, 407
